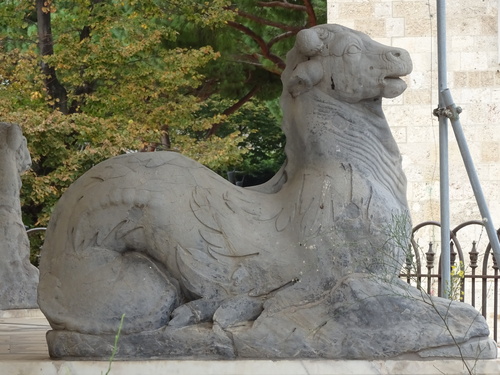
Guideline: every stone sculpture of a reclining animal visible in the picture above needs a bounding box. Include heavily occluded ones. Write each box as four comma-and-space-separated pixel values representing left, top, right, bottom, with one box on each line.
38, 24, 497, 359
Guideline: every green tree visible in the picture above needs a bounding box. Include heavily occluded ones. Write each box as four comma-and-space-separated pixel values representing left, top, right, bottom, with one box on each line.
0, 0, 242, 225
0, 0, 326, 226
179, 1, 326, 181
189, 0, 326, 135
198, 96, 286, 184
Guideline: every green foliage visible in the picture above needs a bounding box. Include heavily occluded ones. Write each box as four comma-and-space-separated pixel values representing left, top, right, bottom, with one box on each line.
447, 261, 466, 302
0, 0, 325, 225
170, 0, 326, 183
185, 0, 327, 101
200, 96, 286, 181
103, 313, 125, 375
0, 0, 242, 226
27, 228, 45, 267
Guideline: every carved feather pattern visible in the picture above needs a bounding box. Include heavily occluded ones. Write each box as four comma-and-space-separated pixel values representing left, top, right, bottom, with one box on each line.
176, 185, 271, 297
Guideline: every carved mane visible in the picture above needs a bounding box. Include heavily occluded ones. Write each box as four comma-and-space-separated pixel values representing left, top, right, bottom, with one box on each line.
283, 91, 408, 207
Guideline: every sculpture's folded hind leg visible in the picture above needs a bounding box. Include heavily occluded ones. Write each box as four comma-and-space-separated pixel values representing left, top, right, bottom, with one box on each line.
38, 247, 180, 336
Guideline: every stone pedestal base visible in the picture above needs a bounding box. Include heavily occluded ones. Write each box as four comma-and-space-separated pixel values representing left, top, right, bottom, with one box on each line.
1, 358, 500, 375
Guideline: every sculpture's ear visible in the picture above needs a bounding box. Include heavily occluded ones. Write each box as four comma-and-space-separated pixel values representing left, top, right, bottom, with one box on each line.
295, 28, 324, 57
286, 59, 323, 98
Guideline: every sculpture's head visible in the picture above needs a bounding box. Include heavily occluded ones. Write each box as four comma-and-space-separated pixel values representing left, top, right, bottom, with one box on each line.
0, 122, 31, 174
283, 24, 413, 103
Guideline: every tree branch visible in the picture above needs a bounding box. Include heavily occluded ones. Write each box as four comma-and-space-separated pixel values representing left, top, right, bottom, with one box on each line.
231, 54, 283, 75
227, 21, 285, 70
236, 9, 301, 32
301, 0, 317, 26
206, 85, 260, 137
227, 21, 268, 56
210, 0, 318, 139
257, 1, 307, 12
268, 30, 298, 49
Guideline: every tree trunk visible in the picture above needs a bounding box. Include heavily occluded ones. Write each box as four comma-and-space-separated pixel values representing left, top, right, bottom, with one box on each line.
36, 0, 68, 114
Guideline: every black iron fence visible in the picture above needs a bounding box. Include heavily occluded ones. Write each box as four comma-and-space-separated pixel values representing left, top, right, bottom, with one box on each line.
401, 220, 499, 342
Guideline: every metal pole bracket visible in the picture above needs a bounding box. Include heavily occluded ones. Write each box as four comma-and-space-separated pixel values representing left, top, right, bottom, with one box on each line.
433, 104, 462, 121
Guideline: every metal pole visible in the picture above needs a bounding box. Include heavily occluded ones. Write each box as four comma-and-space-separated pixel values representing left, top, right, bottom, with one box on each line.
436, 0, 451, 298
435, 1, 500, 289
440, 89, 500, 265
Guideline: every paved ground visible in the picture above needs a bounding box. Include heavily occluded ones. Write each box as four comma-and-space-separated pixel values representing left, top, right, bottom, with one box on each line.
0, 309, 50, 360
0, 309, 499, 375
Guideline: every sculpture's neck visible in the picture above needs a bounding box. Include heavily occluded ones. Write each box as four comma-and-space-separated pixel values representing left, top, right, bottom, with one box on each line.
282, 91, 407, 205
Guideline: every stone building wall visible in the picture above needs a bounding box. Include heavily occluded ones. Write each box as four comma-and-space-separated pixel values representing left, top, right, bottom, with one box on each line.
327, 0, 500, 232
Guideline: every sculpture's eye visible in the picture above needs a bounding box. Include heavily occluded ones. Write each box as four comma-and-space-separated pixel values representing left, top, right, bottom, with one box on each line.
346, 45, 361, 55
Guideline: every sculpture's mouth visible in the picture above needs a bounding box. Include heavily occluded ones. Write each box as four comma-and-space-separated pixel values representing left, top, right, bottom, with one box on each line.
383, 60, 412, 81
381, 74, 408, 98
383, 72, 408, 82
383, 76, 404, 84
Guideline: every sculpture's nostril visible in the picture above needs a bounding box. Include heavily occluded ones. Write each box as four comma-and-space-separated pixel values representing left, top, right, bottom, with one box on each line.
386, 51, 402, 60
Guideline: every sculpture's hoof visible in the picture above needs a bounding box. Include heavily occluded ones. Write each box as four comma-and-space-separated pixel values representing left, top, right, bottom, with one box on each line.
169, 304, 198, 327
168, 295, 264, 329
213, 295, 263, 329
169, 298, 223, 327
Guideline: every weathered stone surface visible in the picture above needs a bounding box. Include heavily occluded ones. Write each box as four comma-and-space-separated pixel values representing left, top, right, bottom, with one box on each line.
0, 123, 38, 309
37, 25, 496, 359
46, 323, 235, 359
230, 275, 495, 359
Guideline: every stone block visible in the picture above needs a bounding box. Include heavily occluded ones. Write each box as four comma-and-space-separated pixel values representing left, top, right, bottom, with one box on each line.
327, 3, 339, 21
404, 89, 431, 104
393, 1, 432, 18
452, 71, 468, 88
448, 18, 482, 36
467, 71, 495, 88
385, 17, 405, 37
353, 19, 386, 37
405, 18, 433, 37
392, 36, 434, 53
374, 2, 392, 18
460, 88, 492, 104
446, 52, 462, 72
480, 15, 497, 35
471, 36, 497, 53
450, 35, 475, 53
481, 142, 500, 163
338, 3, 374, 19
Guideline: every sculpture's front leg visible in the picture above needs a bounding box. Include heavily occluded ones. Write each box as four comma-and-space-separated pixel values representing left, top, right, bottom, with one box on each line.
169, 295, 264, 329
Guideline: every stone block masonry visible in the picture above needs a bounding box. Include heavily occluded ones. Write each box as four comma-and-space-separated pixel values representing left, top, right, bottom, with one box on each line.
328, 0, 500, 228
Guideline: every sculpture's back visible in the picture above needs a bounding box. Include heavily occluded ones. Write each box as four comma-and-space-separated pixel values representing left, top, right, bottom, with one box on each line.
38, 25, 497, 360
